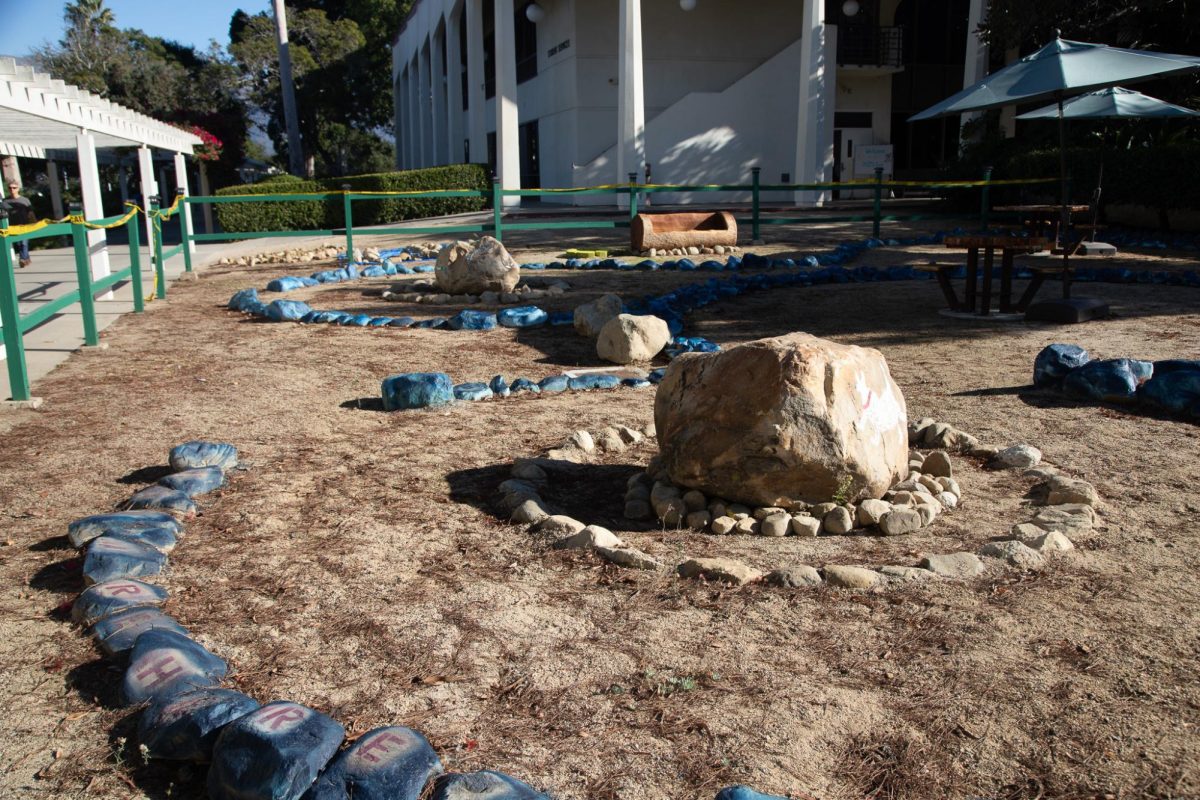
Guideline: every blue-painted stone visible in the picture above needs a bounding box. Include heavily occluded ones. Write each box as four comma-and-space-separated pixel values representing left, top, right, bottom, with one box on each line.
490, 375, 510, 397
412, 317, 448, 329
345, 264, 360, 279
209, 701, 345, 800
299, 277, 320, 287
1033, 344, 1091, 388
91, 607, 188, 657
677, 258, 697, 271
170, 441, 238, 472
510, 378, 540, 394
121, 629, 227, 706
1140, 364, 1200, 416
228, 288, 261, 311
266, 300, 313, 322
568, 374, 620, 391
742, 252, 769, 269
413, 264, 435, 273
454, 382, 494, 401
106, 528, 178, 554
1063, 358, 1147, 403
312, 270, 342, 283
367, 317, 393, 327
361, 266, 387, 278
72, 578, 169, 627
548, 312, 574, 326
522, 262, 545, 270
637, 259, 658, 270
125, 485, 196, 516
139, 688, 260, 763
68, 510, 182, 549
158, 466, 225, 497
83, 535, 169, 586
388, 317, 416, 328
382, 373, 455, 411
538, 375, 569, 393
266, 277, 308, 292
621, 378, 652, 389
714, 787, 787, 800
308, 311, 339, 323
431, 770, 551, 800
300, 311, 321, 323
448, 310, 499, 331
497, 306, 548, 328
304, 726, 442, 800
647, 368, 667, 384
699, 260, 724, 270
343, 314, 373, 327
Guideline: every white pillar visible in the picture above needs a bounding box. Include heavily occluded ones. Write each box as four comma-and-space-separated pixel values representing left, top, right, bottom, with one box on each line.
75, 131, 111, 291
432, 24, 449, 165
421, 41, 435, 166
446, 5, 465, 164
794, 0, 834, 207
1, 155, 21, 188
960, 0, 989, 145
617, 0, 645, 209
494, 0, 521, 205
394, 70, 405, 169
411, 54, 424, 167
173, 152, 195, 254
45, 159, 64, 218
137, 146, 157, 269
466, 0, 487, 164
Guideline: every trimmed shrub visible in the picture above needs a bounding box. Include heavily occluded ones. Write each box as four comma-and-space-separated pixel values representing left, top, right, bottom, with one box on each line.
214, 164, 490, 234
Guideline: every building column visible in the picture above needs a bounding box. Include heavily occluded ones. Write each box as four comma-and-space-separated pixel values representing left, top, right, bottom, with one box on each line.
466, 0, 487, 164
421, 40, 435, 166
395, 70, 406, 169
446, 4, 465, 163
75, 131, 111, 293
617, 0, 645, 209
960, 0, 989, 145
494, 0, 521, 205
137, 146, 157, 270
0, 155, 21, 189
411, 54, 424, 167
173, 152, 195, 254
45, 159, 64, 218
432, 24, 448, 165
794, 0, 834, 207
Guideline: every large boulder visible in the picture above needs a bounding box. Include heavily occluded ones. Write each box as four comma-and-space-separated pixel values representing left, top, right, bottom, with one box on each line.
434, 237, 520, 294
654, 333, 908, 507
573, 293, 623, 337
597, 314, 671, 364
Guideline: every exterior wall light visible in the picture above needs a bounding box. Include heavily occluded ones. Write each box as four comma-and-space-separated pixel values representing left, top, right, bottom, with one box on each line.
841, 0, 860, 16
680, 0, 697, 10
526, 2, 546, 23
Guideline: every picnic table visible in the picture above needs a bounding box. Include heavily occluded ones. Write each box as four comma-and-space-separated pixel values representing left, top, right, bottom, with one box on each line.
925, 234, 1051, 315
995, 204, 1090, 241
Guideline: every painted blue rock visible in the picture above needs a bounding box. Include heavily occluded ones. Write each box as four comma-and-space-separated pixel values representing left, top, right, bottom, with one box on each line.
490, 375, 510, 398
228, 288, 261, 311
448, 310, 499, 331
158, 466, 225, 497
267, 277, 308, 292
388, 317, 416, 328
310, 311, 341, 323
83, 536, 168, 586
510, 378, 540, 394
548, 312, 574, 326
622, 378, 651, 389
454, 382, 494, 401
361, 266, 387, 278
170, 441, 238, 472
299, 277, 320, 287
209, 701, 345, 800
568, 374, 620, 391
313, 270, 342, 283
107, 528, 178, 554
382, 373, 454, 411
68, 510, 182, 549
121, 629, 227, 706
1063, 358, 1148, 404
647, 368, 667, 384
300, 311, 321, 323
1033, 344, 1091, 388
538, 375, 569, 393
266, 300, 313, 322
368, 317, 393, 326
714, 787, 787, 800
431, 771, 551, 800
125, 485, 196, 516
498, 306, 548, 328
414, 264, 435, 273
139, 688, 261, 762
412, 317, 447, 328
342, 314, 373, 326
1140, 364, 1200, 416
91, 607, 188, 657
72, 578, 169, 627
305, 726, 442, 800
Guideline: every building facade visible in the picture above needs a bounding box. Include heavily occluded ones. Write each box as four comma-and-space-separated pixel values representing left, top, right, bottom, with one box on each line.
392, 0, 987, 204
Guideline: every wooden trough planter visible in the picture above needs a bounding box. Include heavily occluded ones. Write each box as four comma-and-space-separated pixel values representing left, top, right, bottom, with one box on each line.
631, 211, 738, 253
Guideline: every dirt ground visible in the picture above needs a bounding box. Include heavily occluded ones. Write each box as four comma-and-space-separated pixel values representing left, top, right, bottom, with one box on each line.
1, 220, 1199, 800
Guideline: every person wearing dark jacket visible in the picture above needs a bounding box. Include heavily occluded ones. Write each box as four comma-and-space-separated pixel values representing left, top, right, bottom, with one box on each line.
4, 181, 34, 267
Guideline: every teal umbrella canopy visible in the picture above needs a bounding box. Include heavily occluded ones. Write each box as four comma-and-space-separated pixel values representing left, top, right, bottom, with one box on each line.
1016, 86, 1200, 119
909, 37, 1200, 121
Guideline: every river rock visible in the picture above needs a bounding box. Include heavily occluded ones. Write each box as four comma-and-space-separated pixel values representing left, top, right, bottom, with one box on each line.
759, 513, 791, 537
1045, 475, 1099, 506
138, 688, 261, 762
919, 552, 985, 578
169, 441, 239, 472
1021, 530, 1075, 553
856, 498, 891, 527
677, 557, 762, 585
992, 445, 1042, 469
979, 539, 1045, 569
121, 629, 228, 706
877, 565, 936, 583
879, 508, 923, 536
73, 578, 169, 627
125, 485, 196, 517
790, 515, 820, 537
535, 515, 585, 537
554, 525, 623, 550
654, 333, 907, 507
382, 373, 454, 411
823, 506, 854, 534
574, 293, 624, 337
922, 451, 952, 478
83, 535, 168, 585
823, 565, 881, 589
763, 565, 822, 588
510, 498, 549, 525
595, 545, 660, 570
596, 314, 671, 364
1029, 504, 1095, 536
685, 510, 712, 529
67, 510, 183, 549
306, 726, 442, 800
435, 238, 519, 294
431, 771, 550, 800
91, 607, 188, 657
710, 516, 736, 535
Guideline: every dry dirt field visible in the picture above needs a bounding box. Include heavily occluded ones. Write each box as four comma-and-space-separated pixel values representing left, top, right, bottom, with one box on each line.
1, 220, 1198, 800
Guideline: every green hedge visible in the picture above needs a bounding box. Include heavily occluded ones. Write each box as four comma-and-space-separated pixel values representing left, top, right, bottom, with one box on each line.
213, 164, 491, 233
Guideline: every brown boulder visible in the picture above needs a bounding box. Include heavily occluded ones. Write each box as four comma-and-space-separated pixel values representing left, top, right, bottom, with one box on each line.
434, 236, 520, 294
654, 333, 908, 508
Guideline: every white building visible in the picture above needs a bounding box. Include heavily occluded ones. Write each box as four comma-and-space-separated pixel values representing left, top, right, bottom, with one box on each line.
392, 0, 989, 204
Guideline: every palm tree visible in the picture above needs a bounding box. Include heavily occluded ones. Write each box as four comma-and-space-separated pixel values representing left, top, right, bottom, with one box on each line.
64, 0, 115, 39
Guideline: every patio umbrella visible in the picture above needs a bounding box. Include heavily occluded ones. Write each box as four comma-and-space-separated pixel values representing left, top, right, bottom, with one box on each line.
909, 34, 1200, 321
1016, 86, 1200, 120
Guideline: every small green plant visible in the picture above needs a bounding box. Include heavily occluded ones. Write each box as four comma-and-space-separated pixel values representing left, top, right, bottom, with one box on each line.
832, 473, 854, 505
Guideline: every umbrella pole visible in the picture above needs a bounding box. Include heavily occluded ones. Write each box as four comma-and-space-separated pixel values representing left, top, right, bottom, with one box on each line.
1058, 93, 1071, 298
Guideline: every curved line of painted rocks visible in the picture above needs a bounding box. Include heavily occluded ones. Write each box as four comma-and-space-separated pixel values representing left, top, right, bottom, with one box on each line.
1034, 343, 1200, 421
496, 417, 1097, 590
61, 442, 785, 800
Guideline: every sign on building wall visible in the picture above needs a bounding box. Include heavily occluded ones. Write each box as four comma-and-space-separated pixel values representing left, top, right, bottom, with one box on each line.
855, 145, 894, 177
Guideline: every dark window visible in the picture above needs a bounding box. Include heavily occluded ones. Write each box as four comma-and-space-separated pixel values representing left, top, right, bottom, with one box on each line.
487, 131, 497, 175
460, 16, 469, 110
484, 0, 538, 99
835, 112, 873, 129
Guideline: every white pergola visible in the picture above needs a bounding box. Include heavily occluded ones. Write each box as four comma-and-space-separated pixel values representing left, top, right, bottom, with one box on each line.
0, 57, 202, 283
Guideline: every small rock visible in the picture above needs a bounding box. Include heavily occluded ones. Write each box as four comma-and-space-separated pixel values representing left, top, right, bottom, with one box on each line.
823, 565, 880, 589
810, 502, 838, 517
759, 513, 790, 537
682, 490, 708, 512
877, 565, 936, 582
888, 491, 917, 507
764, 566, 822, 588
914, 503, 941, 526
918, 475, 942, 495
879, 508, 923, 536
936, 477, 961, 498
686, 510, 712, 530
594, 428, 626, 453
935, 491, 958, 509
707, 501, 728, 519
596, 545, 660, 570
919, 552, 985, 578
907, 449, 925, 464
752, 506, 787, 521
992, 444, 1042, 469
511, 462, 547, 484
625, 500, 654, 520
613, 425, 643, 445
790, 515, 820, 537
677, 557, 762, 586
823, 506, 854, 535
735, 517, 759, 535
568, 430, 595, 453
1023, 466, 1060, 480
710, 516, 737, 535
555, 525, 623, 550
1029, 504, 1096, 536
857, 499, 891, 527
1021, 530, 1075, 553
979, 539, 1045, 569
970, 445, 1001, 458
536, 515, 585, 537
510, 498, 549, 525
1045, 475, 1099, 507
922, 451, 953, 477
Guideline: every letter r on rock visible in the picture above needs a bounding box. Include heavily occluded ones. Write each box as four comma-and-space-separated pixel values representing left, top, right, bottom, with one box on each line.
257, 706, 307, 732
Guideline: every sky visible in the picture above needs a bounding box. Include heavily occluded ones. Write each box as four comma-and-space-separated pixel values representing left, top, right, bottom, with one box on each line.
0, 0, 270, 58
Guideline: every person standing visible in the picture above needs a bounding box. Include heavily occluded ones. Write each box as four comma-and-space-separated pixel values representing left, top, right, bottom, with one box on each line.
4, 181, 34, 267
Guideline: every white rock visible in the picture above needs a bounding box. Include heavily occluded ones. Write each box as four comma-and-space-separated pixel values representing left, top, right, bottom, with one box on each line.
790, 515, 820, 537
596, 545, 660, 570
919, 552, 985, 578
979, 539, 1045, 569
1021, 530, 1075, 553
597, 314, 671, 364
574, 293, 623, 338
823, 506, 854, 534
935, 491, 958, 509
759, 513, 791, 537
435, 237, 520, 294
511, 498, 550, 524
878, 565, 937, 582
734, 517, 759, 535
993, 444, 1042, 469
568, 430, 595, 453
677, 557, 762, 585
710, 516, 737, 535
823, 565, 881, 589
880, 508, 923, 536
1045, 475, 1100, 507
613, 425, 643, 445
857, 498, 892, 527
536, 515, 585, 537
555, 525, 624, 550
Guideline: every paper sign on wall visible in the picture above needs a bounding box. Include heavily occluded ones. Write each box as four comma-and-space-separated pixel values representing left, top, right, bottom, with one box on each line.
855, 145, 894, 177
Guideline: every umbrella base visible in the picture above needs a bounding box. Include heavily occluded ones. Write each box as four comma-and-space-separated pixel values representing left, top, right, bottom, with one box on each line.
1024, 297, 1110, 324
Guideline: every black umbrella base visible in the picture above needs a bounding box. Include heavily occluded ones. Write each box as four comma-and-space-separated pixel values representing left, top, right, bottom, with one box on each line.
1025, 297, 1111, 324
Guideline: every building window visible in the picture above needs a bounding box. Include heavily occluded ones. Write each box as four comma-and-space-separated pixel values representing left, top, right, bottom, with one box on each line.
514, 1, 538, 84
484, 0, 538, 99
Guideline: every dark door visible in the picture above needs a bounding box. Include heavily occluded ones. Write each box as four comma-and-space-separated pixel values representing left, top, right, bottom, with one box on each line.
519, 119, 540, 193
832, 129, 843, 200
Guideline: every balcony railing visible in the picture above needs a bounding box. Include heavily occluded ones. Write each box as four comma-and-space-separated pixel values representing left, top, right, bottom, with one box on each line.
837, 24, 904, 68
